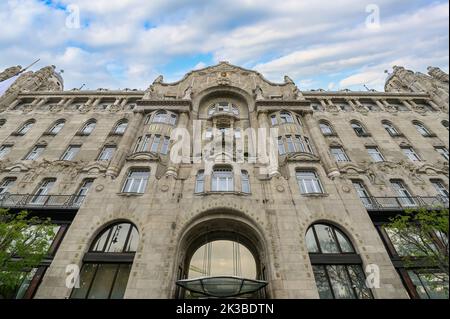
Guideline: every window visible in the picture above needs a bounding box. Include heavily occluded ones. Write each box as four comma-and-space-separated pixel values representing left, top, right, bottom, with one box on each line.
150, 135, 161, 153
330, 147, 349, 162
195, 170, 205, 193
366, 147, 385, 162
296, 171, 323, 194
442, 120, 449, 131
435, 147, 449, 161
70, 222, 138, 299
286, 135, 295, 153
431, 180, 449, 198
30, 179, 56, 205
98, 146, 116, 161
0, 178, 16, 198
61, 145, 81, 161
294, 135, 305, 153
413, 121, 433, 137
160, 137, 170, 155
151, 111, 177, 125
74, 179, 93, 204
351, 121, 367, 136
319, 122, 334, 135
0, 145, 12, 160
352, 181, 373, 208
25, 145, 46, 160
17, 120, 35, 135
241, 170, 250, 194
402, 147, 421, 162
211, 167, 233, 192
304, 137, 314, 154
407, 270, 449, 299
113, 120, 128, 135
80, 120, 96, 135
280, 112, 294, 123
277, 137, 286, 155
391, 180, 416, 207
48, 120, 65, 134
270, 115, 277, 126
306, 224, 373, 299
122, 169, 150, 194
134, 135, 150, 153
382, 121, 401, 136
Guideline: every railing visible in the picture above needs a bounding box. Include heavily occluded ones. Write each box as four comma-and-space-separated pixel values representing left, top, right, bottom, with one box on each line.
360, 196, 449, 211
0, 193, 86, 210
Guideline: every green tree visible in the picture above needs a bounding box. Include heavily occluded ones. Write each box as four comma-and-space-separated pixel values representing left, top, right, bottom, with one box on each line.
385, 207, 449, 277
0, 208, 56, 299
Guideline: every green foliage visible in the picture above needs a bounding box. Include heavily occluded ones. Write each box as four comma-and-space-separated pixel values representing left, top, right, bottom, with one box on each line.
386, 207, 449, 276
0, 208, 56, 299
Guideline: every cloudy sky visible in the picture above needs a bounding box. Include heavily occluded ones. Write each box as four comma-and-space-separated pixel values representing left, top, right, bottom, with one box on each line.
0, 0, 448, 91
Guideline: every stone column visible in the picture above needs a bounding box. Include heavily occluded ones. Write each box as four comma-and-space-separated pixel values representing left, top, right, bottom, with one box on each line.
7, 99, 21, 110
166, 111, 190, 177
106, 112, 145, 178
303, 112, 340, 178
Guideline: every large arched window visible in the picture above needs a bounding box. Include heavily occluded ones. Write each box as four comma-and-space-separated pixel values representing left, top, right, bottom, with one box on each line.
413, 120, 433, 137
306, 223, 373, 299
280, 111, 294, 123
150, 111, 177, 125
382, 120, 401, 137
113, 119, 128, 135
350, 120, 369, 137
319, 121, 334, 136
70, 222, 139, 299
16, 119, 35, 136
47, 119, 65, 135
79, 119, 97, 135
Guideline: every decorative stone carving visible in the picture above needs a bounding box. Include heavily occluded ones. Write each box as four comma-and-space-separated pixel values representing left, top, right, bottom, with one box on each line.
284, 75, 295, 85
153, 75, 164, 84
182, 85, 193, 100
0, 65, 21, 81
253, 85, 264, 100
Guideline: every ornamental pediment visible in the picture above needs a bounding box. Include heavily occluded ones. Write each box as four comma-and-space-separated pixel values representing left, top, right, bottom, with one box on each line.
127, 152, 160, 162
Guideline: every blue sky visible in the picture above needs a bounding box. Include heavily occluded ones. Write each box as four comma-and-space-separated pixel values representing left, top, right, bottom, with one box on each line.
0, 0, 448, 91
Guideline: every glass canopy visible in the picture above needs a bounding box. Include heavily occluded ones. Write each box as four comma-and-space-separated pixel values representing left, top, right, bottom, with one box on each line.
176, 276, 268, 298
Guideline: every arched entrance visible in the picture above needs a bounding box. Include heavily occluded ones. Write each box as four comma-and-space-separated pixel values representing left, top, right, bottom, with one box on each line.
174, 213, 269, 299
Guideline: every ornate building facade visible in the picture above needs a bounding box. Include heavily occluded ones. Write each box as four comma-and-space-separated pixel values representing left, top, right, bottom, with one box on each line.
0, 62, 448, 299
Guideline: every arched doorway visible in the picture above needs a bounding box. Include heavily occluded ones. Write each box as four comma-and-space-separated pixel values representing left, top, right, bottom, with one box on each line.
175, 214, 269, 299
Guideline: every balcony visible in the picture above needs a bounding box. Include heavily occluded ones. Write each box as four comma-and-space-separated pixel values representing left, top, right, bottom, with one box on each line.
360, 196, 449, 211
0, 194, 86, 210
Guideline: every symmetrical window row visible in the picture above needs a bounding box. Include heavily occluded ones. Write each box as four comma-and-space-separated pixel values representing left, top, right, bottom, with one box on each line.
194, 167, 251, 194
270, 111, 303, 126
327, 144, 447, 164
145, 111, 178, 125
352, 179, 449, 208
3, 118, 129, 137
320, 119, 442, 138
277, 135, 314, 155
0, 177, 93, 204
208, 102, 239, 116
19, 144, 117, 162
134, 135, 171, 155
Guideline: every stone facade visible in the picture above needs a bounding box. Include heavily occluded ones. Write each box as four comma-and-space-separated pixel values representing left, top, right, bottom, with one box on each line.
0, 62, 448, 299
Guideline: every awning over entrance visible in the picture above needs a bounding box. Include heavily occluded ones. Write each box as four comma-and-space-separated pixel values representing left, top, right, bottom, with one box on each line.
176, 276, 268, 298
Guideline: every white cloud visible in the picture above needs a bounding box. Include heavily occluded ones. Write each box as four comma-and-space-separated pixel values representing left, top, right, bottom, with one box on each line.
0, 0, 447, 91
